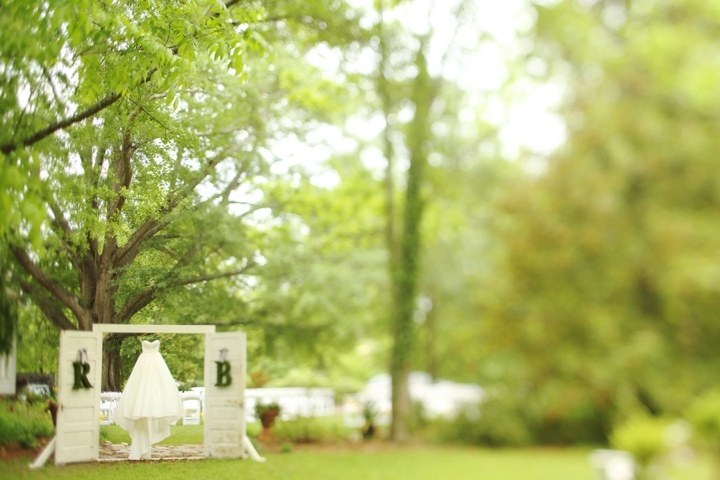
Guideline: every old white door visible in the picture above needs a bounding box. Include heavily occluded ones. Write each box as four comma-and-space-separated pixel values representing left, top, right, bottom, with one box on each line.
55, 330, 102, 465
204, 332, 246, 458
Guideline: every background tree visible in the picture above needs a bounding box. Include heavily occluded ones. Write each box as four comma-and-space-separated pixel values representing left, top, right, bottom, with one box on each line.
369, 0, 485, 440
469, 0, 720, 443
2, 0, 362, 390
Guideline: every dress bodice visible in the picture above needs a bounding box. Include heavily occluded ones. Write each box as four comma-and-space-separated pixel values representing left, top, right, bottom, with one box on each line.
141, 340, 160, 353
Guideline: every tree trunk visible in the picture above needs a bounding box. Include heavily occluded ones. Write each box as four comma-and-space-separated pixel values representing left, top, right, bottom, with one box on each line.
390, 364, 411, 441
425, 297, 437, 381
102, 334, 125, 392
380, 39, 436, 442
388, 43, 434, 442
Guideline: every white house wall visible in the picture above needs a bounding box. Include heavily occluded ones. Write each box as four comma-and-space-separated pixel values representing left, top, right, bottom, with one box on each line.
0, 341, 17, 395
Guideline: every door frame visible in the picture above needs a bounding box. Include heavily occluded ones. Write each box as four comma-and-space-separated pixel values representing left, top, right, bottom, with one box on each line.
48, 324, 262, 465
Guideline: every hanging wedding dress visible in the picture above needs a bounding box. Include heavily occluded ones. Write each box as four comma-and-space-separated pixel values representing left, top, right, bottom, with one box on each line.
113, 339, 184, 460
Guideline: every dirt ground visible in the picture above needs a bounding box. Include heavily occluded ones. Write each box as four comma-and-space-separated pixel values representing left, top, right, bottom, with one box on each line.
0, 437, 51, 462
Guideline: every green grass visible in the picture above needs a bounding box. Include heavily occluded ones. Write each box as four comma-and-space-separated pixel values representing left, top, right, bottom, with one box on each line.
101, 417, 350, 445
1, 446, 714, 480
101, 424, 204, 446
0, 400, 55, 449
10, 422, 714, 480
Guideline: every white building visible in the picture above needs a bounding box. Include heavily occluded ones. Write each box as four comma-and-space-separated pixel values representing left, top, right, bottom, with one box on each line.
343, 372, 484, 427
0, 342, 17, 395
245, 387, 335, 421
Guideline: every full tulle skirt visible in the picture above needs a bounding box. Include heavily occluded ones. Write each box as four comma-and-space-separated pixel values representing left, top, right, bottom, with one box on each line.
112, 341, 184, 460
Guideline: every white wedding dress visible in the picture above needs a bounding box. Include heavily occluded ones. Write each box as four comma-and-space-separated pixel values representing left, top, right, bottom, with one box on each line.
113, 340, 184, 460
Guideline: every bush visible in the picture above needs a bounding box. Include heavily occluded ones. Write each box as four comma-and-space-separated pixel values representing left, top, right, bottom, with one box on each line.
685, 389, 720, 447
270, 416, 354, 444
611, 415, 670, 466
686, 391, 720, 480
610, 414, 677, 480
0, 399, 54, 448
421, 389, 614, 447
429, 399, 535, 447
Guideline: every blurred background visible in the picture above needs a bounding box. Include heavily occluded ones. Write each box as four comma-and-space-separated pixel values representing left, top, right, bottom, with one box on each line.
2, 0, 720, 469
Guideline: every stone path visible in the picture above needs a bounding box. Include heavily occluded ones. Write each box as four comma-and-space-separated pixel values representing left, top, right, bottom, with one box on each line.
99, 441, 204, 461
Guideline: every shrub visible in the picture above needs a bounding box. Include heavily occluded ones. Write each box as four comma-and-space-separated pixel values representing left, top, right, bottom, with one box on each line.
0, 399, 54, 448
429, 398, 535, 447
421, 389, 615, 447
685, 389, 720, 446
610, 414, 674, 480
535, 401, 613, 445
271, 416, 353, 444
685, 391, 720, 480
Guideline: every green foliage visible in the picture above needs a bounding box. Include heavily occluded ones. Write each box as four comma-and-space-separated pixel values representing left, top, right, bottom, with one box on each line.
610, 414, 673, 477
448, 0, 720, 445
270, 416, 353, 444
99, 425, 110, 443
15, 303, 59, 375
254, 400, 281, 419
429, 401, 535, 448
9, 0, 720, 451
0, 255, 17, 356
236, 158, 389, 380
20, 387, 51, 406
0, 399, 55, 448
2, 0, 367, 392
363, 401, 378, 423
0, 0, 266, 242
120, 334, 203, 390
685, 389, 720, 447
0, 448, 627, 480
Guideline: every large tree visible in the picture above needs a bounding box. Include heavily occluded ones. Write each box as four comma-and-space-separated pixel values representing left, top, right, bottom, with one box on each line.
1, 0, 360, 390
370, 0, 481, 440
466, 0, 720, 443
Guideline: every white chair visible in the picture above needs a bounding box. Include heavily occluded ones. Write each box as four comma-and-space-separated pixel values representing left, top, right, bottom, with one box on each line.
191, 387, 205, 416
182, 391, 202, 425
100, 392, 120, 425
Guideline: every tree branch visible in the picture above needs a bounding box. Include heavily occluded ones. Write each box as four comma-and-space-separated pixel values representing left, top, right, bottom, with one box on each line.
113, 286, 157, 325
207, 319, 327, 332
41, 64, 67, 113
113, 152, 229, 269
171, 263, 255, 287
0, 93, 122, 155
113, 241, 204, 322
10, 245, 89, 328
17, 279, 78, 331
220, 170, 245, 205
46, 199, 82, 264
106, 124, 136, 222
113, 262, 255, 323
0, 0, 251, 157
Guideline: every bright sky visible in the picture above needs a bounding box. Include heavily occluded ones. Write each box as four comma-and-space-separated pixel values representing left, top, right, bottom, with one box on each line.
387, 0, 567, 158
267, 0, 568, 187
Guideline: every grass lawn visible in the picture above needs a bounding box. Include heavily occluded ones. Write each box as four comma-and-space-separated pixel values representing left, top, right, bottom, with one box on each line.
4, 423, 713, 479
101, 424, 206, 446
2, 445, 714, 480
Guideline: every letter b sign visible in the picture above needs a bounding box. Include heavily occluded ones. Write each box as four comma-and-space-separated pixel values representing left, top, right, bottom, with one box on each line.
215, 361, 232, 387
